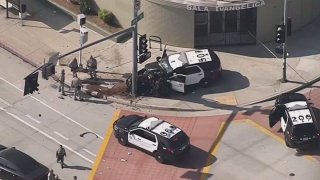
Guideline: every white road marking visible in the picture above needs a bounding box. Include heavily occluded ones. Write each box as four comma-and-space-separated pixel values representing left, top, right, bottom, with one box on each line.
54, 131, 69, 141
83, 148, 96, 157
25, 114, 41, 124
0, 106, 94, 164
0, 76, 103, 139
0, 97, 11, 106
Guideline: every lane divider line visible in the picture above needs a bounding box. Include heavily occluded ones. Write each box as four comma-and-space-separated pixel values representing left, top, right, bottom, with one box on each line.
54, 131, 69, 141
89, 109, 121, 180
0, 76, 103, 139
25, 114, 41, 124
0, 97, 11, 106
83, 148, 96, 157
0, 107, 93, 164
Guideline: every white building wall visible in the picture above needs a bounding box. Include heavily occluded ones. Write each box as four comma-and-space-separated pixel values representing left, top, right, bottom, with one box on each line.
139, 1, 194, 47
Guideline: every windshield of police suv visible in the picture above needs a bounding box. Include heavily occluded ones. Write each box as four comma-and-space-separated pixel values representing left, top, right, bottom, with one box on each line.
158, 57, 173, 73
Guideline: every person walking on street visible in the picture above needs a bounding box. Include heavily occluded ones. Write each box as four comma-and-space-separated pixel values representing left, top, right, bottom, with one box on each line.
48, 169, 55, 180
87, 55, 97, 80
58, 69, 66, 98
71, 73, 83, 101
56, 145, 66, 168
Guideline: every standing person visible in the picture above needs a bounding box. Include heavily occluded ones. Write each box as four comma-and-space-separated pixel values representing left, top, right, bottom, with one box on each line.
58, 69, 66, 98
71, 73, 83, 101
48, 169, 55, 180
73, 176, 77, 180
86, 55, 97, 80
56, 145, 66, 168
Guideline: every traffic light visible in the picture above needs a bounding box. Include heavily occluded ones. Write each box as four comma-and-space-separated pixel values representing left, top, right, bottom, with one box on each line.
139, 34, 148, 55
275, 25, 285, 44
42, 63, 55, 80
20, 4, 26, 13
138, 51, 151, 64
24, 72, 39, 96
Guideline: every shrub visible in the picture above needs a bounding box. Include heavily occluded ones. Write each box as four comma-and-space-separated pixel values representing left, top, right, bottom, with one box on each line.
80, 0, 92, 15
98, 9, 114, 24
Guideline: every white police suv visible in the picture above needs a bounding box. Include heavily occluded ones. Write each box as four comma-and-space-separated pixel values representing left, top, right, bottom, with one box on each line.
113, 115, 190, 163
269, 93, 319, 148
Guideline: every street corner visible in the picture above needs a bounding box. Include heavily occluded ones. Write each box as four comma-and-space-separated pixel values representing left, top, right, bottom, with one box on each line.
90, 110, 230, 180
205, 119, 320, 180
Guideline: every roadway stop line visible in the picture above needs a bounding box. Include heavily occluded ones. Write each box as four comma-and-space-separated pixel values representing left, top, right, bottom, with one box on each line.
0, 105, 94, 164
0, 76, 103, 139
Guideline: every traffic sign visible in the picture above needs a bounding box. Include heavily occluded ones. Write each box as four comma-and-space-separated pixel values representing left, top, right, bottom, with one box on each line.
131, 12, 144, 26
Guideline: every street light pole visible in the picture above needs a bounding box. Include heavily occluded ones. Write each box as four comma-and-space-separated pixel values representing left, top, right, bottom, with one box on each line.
131, 0, 138, 97
282, 0, 287, 83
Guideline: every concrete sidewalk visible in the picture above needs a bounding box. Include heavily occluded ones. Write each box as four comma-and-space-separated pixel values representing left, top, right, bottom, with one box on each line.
1, 1, 320, 113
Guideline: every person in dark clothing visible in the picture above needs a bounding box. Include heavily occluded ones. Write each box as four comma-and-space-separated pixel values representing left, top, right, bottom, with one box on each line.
56, 145, 66, 168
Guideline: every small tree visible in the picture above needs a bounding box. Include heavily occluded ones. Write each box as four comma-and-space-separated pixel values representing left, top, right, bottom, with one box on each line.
98, 9, 114, 24
80, 0, 92, 15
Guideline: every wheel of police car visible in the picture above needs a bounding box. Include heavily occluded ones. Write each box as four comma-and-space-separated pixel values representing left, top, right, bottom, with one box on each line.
118, 135, 128, 146
199, 78, 210, 88
154, 151, 165, 163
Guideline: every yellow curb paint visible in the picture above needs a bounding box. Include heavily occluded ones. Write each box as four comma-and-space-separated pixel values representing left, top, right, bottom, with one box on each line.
214, 95, 237, 105
239, 119, 317, 162
89, 109, 121, 180
200, 122, 225, 180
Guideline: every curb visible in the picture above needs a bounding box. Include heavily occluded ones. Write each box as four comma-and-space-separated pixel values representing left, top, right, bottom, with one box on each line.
0, 40, 39, 68
46, 0, 131, 43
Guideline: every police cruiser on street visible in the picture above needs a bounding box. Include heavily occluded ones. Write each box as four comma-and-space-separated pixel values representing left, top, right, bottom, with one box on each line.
113, 115, 190, 163
126, 49, 222, 96
269, 93, 319, 149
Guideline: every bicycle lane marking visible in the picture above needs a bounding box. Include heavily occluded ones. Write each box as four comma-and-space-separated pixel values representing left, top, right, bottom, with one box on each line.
89, 109, 121, 180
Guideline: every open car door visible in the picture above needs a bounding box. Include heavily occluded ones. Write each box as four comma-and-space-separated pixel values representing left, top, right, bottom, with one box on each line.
269, 105, 285, 128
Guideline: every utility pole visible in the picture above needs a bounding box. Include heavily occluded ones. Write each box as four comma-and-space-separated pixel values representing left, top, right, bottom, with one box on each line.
131, 0, 139, 97
282, 0, 287, 83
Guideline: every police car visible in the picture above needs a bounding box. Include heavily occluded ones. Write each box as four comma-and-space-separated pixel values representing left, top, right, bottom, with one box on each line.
269, 93, 319, 148
113, 115, 190, 163
127, 49, 222, 96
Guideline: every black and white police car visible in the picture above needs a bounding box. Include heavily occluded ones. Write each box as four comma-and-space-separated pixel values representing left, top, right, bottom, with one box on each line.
269, 93, 319, 149
127, 49, 222, 96
113, 115, 190, 163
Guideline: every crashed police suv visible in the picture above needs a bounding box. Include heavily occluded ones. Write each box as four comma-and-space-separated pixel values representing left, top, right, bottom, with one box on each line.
127, 49, 222, 97
113, 115, 190, 163
269, 93, 319, 149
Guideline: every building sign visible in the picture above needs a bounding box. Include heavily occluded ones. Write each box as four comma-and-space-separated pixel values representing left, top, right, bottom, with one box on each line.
186, 0, 265, 12
147, 0, 265, 12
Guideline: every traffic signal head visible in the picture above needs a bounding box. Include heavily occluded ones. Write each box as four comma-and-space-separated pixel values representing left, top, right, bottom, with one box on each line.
139, 34, 148, 55
138, 51, 151, 64
24, 72, 39, 96
42, 63, 55, 80
275, 25, 285, 43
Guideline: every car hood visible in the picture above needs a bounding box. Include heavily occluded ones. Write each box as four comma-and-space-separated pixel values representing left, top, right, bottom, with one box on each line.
24, 164, 49, 180
116, 115, 144, 129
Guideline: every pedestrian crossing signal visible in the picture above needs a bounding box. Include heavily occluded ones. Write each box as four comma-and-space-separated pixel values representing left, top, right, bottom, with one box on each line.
24, 72, 39, 96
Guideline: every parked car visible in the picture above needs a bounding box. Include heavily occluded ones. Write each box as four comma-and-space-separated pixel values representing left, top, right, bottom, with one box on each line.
269, 93, 319, 149
113, 115, 190, 163
126, 49, 222, 96
0, 146, 49, 180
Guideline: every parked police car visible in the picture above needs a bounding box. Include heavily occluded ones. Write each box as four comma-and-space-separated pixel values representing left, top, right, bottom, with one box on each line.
113, 115, 190, 163
269, 93, 319, 149
126, 49, 222, 96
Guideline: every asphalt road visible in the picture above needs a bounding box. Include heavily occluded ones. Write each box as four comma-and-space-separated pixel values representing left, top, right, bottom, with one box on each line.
0, 47, 117, 179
